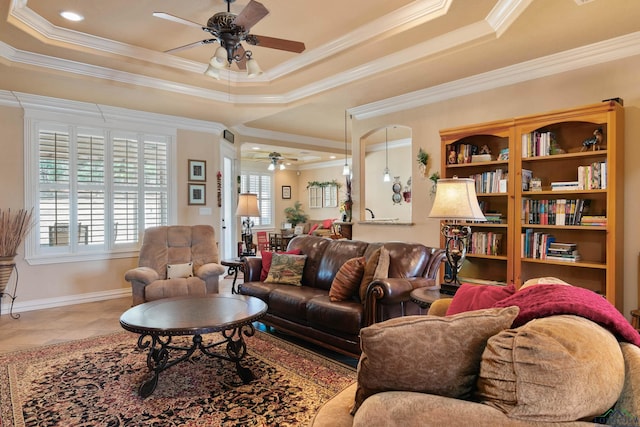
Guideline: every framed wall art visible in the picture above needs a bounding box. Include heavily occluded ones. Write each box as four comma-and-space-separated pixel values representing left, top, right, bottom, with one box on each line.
188, 159, 206, 182
188, 183, 206, 205
282, 185, 291, 199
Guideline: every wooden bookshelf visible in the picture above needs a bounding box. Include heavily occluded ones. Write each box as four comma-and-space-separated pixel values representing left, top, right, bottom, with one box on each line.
439, 101, 624, 310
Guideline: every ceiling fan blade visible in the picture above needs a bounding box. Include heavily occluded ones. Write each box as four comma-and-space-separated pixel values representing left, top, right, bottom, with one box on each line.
248, 35, 305, 53
234, 0, 269, 31
164, 39, 216, 54
235, 45, 247, 70
153, 12, 206, 29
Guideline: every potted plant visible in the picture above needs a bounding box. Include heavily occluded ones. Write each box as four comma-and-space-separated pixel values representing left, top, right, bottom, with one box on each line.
284, 201, 309, 227
417, 148, 429, 177
0, 208, 33, 293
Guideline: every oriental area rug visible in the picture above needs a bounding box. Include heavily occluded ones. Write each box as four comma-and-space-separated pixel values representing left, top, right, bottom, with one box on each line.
0, 331, 356, 426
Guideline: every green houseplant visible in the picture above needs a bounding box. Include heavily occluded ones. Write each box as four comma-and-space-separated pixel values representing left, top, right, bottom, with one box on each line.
284, 201, 309, 226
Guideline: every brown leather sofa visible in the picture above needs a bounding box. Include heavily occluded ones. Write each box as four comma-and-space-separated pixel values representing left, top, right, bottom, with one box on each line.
238, 235, 445, 357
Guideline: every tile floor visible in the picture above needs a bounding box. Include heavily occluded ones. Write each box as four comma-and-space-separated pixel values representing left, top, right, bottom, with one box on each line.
0, 277, 358, 367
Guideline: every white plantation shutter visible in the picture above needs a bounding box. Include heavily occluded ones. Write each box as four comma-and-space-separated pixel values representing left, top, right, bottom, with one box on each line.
33, 122, 171, 258
240, 172, 273, 227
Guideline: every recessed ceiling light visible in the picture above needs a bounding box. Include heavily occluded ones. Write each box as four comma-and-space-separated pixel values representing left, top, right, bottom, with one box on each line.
60, 11, 84, 22
252, 146, 260, 150
329, 155, 336, 159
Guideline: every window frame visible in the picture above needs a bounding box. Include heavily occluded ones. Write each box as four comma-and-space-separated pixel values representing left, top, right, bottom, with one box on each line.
24, 104, 177, 265
239, 165, 274, 230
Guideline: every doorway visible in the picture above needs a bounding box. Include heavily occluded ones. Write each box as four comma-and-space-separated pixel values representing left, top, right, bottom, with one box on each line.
220, 142, 237, 259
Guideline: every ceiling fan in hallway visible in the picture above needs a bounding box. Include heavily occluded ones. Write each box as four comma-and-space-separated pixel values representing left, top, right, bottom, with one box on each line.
154, 0, 306, 79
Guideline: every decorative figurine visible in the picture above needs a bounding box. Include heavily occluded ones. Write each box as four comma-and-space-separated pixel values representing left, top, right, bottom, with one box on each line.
582, 127, 603, 151
479, 144, 491, 155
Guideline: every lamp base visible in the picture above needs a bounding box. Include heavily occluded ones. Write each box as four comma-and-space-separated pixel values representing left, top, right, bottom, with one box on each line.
439, 283, 460, 296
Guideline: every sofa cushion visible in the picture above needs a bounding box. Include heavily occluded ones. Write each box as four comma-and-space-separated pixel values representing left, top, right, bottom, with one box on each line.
358, 248, 391, 301
351, 306, 519, 414
268, 286, 327, 323
260, 249, 302, 281
265, 253, 307, 285
166, 262, 193, 279
329, 256, 366, 302
307, 295, 364, 336
446, 283, 516, 316
476, 315, 625, 422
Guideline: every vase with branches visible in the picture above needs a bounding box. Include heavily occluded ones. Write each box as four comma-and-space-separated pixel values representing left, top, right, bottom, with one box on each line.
0, 208, 34, 293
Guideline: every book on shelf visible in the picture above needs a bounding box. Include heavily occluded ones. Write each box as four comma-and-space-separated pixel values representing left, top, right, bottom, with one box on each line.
497, 148, 509, 161
577, 161, 607, 190
546, 254, 581, 262
581, 215, 607, 226
521, 198, 590, 226
459, 277, 507, 287
522, 131, 557, 158
551, 181, 580, 191
548, 242, 577, 250
522, 169, 533, 191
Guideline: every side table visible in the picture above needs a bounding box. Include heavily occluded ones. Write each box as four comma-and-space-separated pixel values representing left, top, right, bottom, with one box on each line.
221, 258, 245, 294
409, 287, 443, 313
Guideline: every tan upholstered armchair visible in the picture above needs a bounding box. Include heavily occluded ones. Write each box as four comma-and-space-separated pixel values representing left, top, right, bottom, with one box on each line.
125, 225, 225, 306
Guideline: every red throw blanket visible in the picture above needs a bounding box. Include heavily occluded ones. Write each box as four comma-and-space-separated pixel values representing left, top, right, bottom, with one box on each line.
493, 284, 640, 347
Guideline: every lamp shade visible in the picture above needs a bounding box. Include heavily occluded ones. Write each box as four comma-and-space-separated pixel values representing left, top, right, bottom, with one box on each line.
428, 178, 486, 221
236, 193, 260, 217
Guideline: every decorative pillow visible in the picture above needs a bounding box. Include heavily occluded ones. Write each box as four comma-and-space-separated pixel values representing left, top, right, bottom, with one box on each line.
351, 306, 520, 414
477, 315, 625, 422
260, 249, 301, 281
358, 248, 381, 301
329, 257, 366, 302
264, 253, 307, 286
446, 283, 516, 316
519, 276, 571, 290
308, 224, 320, 234
373, 247, 390, 280
167, 262, 193, 279
322, 218, 334, 229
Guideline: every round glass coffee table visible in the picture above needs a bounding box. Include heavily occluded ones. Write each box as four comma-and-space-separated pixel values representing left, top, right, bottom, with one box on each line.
120, 294, 267, 397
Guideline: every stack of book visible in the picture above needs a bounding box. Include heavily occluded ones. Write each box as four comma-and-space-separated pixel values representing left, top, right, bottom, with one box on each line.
580, 215, 607, 226
551, 181, 581, 191
483, 212, 504, 224
546, 242, 581, 262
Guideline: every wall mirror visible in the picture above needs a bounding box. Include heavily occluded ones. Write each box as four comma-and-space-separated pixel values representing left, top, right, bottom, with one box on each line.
360, 125, 412, 223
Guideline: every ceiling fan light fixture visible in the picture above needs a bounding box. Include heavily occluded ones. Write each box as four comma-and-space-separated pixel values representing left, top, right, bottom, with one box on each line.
279, 163, 285, 170
268, 162, 276, 171
210, 46, 228, 69
246, 53, 263, 78
204, 64, 221, 79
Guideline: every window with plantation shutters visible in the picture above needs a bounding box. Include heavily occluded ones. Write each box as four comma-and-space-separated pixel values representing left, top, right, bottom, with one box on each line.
32, 122, 171, 260
240, 172, 273, 227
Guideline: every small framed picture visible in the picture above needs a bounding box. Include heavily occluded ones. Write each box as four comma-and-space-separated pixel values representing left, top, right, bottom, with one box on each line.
189, 159, 206, 182
282, 185, 291, 199
188, 184, 206, 205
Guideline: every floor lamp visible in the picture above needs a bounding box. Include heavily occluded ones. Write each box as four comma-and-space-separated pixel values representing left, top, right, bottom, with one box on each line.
236, 193, 261, 256
428, 177, 486, 294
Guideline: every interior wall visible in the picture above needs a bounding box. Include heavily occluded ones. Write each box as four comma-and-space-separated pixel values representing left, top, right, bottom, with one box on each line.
351, 54, 640, 317
0, 106, 223, 310
363, 145, 412, 221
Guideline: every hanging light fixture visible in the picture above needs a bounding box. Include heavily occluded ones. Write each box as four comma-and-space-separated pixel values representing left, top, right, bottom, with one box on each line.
342, 110, 350, 176
383, 127, 391, 182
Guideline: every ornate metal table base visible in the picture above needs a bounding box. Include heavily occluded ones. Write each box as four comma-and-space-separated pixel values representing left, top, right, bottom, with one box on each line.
136, 323, 256, 398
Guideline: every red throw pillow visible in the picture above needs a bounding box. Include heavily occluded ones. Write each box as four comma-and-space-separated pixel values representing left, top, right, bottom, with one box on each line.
308, 224, 320, 234
322, 218, 334, 229
446, 283, 516, 316
260, 249, 302, 281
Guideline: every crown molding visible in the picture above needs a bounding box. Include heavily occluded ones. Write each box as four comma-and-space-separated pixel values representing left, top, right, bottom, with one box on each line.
1, 90, 225, 134
350, 30, 640, 120
233, 125, 344, 150
8, 0, 520, 86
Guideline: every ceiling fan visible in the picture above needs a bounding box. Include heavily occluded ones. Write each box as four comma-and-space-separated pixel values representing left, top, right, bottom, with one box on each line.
266, 151, 296, 170
153, 0, 306, 79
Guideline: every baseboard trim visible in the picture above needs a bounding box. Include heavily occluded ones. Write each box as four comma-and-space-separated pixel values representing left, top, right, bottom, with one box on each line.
0, 288, 132, 315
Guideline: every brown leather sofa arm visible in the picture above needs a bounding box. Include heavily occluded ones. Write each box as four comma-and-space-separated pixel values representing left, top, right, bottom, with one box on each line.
242, 257, 263, 282
423, 248, 446, 279
363, 278, 416, 326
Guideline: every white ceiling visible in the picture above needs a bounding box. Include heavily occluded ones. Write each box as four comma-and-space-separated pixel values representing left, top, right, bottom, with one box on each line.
1, 0, 640, 166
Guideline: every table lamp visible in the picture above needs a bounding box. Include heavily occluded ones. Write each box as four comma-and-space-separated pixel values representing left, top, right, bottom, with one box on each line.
236, 193, 261, 256
428, 177, 486, 294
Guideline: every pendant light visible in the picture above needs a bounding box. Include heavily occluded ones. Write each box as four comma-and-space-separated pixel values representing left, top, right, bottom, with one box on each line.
383, 127, 391, 182
342, 110, 350, 176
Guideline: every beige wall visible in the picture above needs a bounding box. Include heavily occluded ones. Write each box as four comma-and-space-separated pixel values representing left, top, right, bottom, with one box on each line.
296, 166, 347, 222
350, 54, 640, 316
0, 112, 225, 311
2, 53, 640, 317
